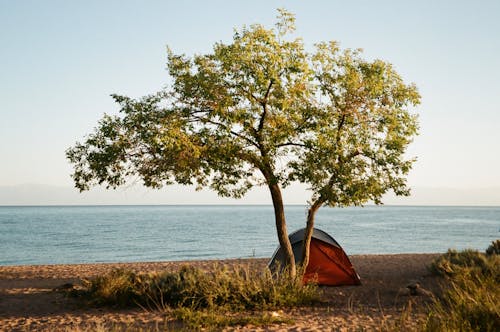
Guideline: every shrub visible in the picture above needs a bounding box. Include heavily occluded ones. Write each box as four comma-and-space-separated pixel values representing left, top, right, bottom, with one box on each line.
81, 269, 146, 307
429, 249, 498, 279
79, 264, 319, 311
424, 246, 500, 331
486, 239, 500, 256
425, 273, 500, 331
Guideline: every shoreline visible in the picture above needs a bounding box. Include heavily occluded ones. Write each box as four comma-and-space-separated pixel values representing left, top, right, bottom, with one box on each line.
0, 252, 441, 270
0, 254, 441, 331
0, 253, 438, 280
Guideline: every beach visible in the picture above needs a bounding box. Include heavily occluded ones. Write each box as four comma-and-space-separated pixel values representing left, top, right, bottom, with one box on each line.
0, 254, 440, 331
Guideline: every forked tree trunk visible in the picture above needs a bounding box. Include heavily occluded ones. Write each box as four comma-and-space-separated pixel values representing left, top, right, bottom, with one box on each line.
301, 199, 323, 271
268, 183, 296, 278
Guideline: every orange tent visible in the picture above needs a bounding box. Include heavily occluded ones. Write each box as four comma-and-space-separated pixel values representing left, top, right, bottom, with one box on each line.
268, 228, 361, 286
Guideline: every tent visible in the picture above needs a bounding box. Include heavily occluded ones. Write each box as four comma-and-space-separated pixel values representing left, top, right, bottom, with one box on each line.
268, 228, 361, 286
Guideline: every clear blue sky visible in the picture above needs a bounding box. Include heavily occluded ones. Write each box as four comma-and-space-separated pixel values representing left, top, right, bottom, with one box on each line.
1, 0, 499, 203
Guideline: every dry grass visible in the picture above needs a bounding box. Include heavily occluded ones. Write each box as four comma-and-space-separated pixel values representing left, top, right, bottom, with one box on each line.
72, 263, 318, 329
424, 246, 500, 332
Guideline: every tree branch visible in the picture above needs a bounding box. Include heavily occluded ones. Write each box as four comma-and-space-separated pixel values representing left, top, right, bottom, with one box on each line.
253, 80, 275, 156
263, 79, 274, 102
276, 142, 307, 148
257, 80, 274, 134
191, 115, 260, 149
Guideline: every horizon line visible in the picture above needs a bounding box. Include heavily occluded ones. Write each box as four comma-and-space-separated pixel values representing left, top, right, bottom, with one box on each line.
1, 204, 500, 208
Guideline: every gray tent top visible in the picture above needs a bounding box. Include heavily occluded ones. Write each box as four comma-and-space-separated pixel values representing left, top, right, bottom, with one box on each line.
268, 227, 342, 268
287, 228, 341, 248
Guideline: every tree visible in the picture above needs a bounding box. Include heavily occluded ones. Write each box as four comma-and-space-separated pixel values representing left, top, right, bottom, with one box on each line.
66, 10, 419, 278
294, 43, 420, 268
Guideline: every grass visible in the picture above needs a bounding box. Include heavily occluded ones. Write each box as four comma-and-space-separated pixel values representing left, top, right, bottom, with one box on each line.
429, 248, 499, 279
62, 311, 291, 332
79, 264, 319, 310
74, 263, 318, 329
171, 307, 292, 330
486, 239, 500, 256
424, 273, 499, 331
62, 323, 158, 332
69, 241, 500, 331
423, 241, 500, 331
375, 241, 500, 332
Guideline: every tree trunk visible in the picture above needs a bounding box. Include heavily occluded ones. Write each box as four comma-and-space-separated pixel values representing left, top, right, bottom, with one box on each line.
301, 199, 323, 271
268, 182, 296, 278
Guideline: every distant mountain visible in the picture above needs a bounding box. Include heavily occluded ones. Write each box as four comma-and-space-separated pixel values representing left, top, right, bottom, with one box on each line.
0, 184, 499, 206
0, 183, 302, 205
0, 184, 235, 205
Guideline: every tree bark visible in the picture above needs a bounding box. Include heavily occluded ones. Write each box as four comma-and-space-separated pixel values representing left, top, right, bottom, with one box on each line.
268, 182, 296, 278
301, 199, 323, 271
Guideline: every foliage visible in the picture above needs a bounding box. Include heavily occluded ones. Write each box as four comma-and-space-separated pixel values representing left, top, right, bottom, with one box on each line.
80, 269, 146, 307
425, 273, 499, 331
78, 264, 319, 311
66, 9, 419, 205
66, 10, 312, 196
430, 249, 499, 279
486, 239, 500, 256
66, 9, 420, 276
294, 44, 419, 207
424, 247, 500, 332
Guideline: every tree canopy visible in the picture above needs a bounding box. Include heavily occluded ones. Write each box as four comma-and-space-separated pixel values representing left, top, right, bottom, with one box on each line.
67, 9, 420, 277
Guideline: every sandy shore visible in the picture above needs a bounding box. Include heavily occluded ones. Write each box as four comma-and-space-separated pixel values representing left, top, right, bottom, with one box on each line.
0, 254, 440, 331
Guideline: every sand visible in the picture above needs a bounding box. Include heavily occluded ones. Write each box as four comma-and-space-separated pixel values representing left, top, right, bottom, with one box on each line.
0, 254, 440, 331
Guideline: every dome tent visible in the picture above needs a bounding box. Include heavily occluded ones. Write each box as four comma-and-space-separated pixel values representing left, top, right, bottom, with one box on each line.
268, 228, 361, 286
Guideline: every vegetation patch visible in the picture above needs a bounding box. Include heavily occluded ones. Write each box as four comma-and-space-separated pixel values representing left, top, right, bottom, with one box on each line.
79, 264, 318, 310
423, 242, 500, 331
429, 248, 499, 279
172, 307, 292, 330
486, 239, 500, 256
73, 264, 318, 328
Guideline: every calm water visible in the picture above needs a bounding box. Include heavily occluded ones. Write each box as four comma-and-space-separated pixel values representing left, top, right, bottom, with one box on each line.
0, 205, 498, 266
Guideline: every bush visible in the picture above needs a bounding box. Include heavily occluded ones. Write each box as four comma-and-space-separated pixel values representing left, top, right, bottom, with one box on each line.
424, 246, 500, 331
81, 269, 146, 307
486, 239, 500, 256
425, 273, 500, 331
79, 264, 319, 311
430, 249, 498, 279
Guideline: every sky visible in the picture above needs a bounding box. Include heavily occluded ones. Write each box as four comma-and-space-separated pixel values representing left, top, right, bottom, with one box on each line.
1, 0, 499, 205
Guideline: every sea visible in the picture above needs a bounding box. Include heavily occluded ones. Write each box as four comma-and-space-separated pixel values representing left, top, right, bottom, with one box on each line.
0, 205, 498, 266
